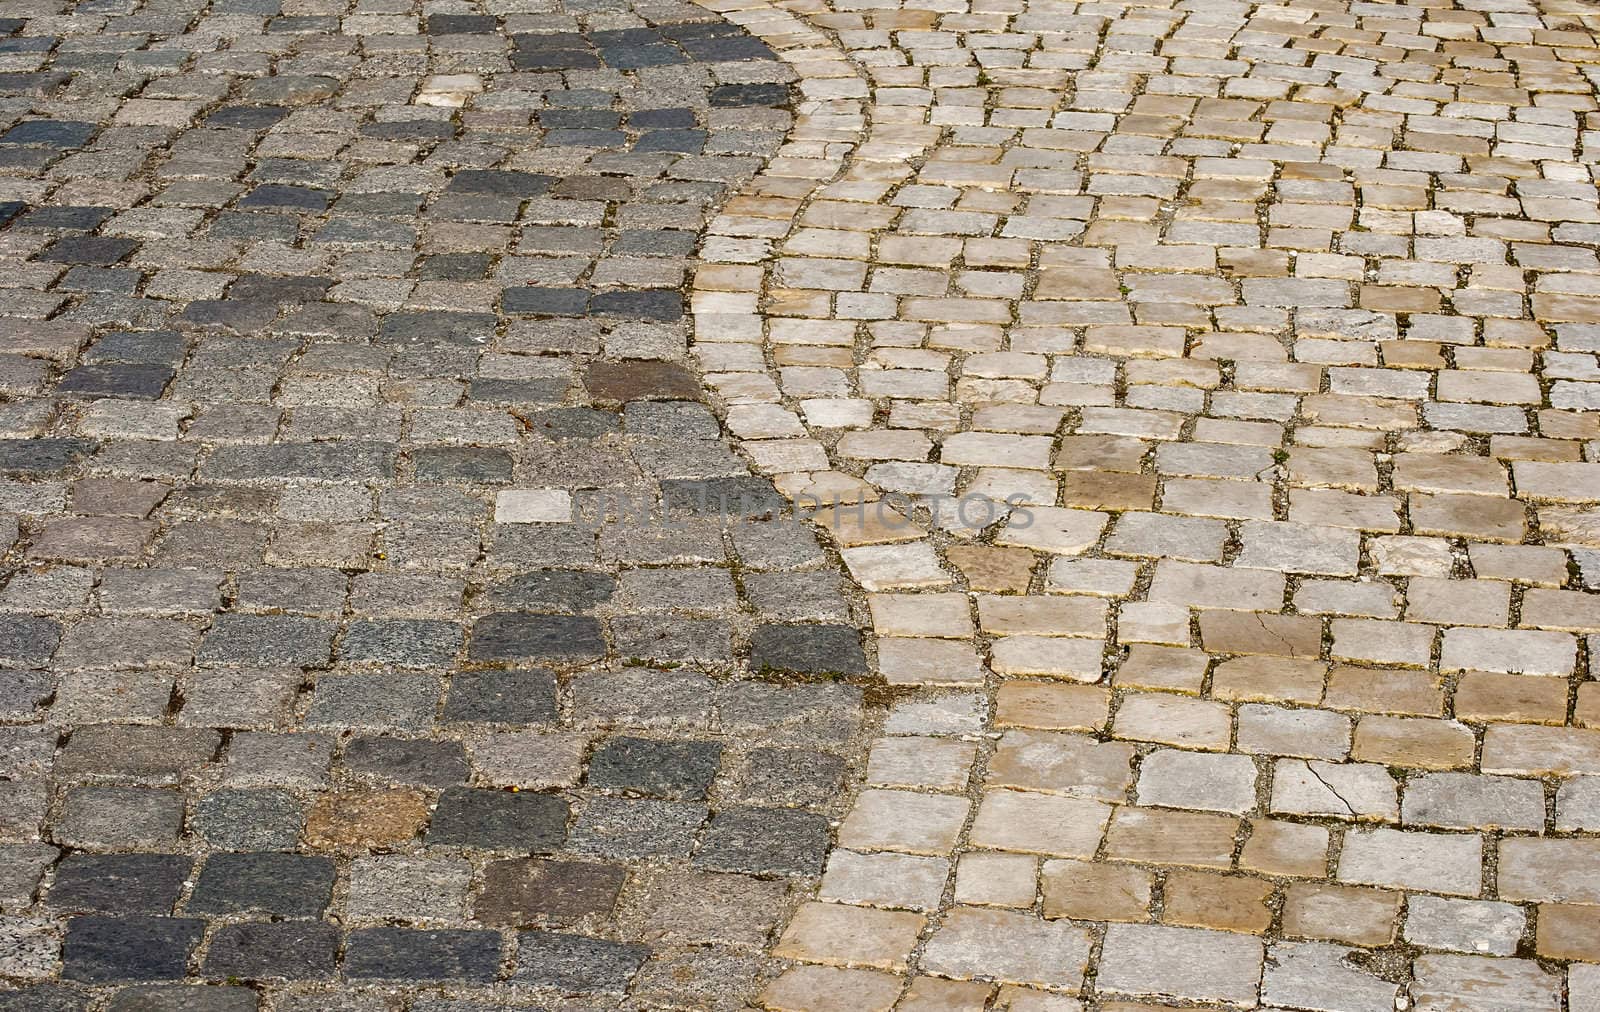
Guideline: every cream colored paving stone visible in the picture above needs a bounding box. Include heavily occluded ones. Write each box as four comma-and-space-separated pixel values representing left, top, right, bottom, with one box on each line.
685, 0, 1600, 1002
773, 902, 926, 972
968, 790, 1112, 858
920, 907, 1093, 990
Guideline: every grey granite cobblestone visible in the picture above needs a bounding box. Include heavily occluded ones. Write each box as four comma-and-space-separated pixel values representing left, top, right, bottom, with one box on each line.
0, 0, 875, 1003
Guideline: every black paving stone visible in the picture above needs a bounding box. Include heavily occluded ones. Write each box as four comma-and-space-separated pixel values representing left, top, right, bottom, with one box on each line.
0, 616, 62, 665
56, 364, 173, 399
0, 36, 53, 53
413, 447, 513, 484
238, 183, 331, 210
510, 49, 601, 72
61, 916, 204, 983
681, 35, 774, 60
228, 274, 330, 303
600, 45, 685, 69
201, 921, 338, 981
513, 931, 648, 993
501, 287, 589, 316
592, 28, 661, 45
539, 109, 621, 129
176, 299, 279, 334
443, 668, 559, 724
343, 928, 501, 981
628, 107, 695, 128
748, 623, 868, 675
662, 476, 784, 518
186, 853, 334, 917
0, 670, 52, 718
16, 205, 111, 230
0, 72, 72, 98
468, 613, 606, 663
342, 736, 468, 787
589, 289, 682, 321
58, 266, 140, 294
47, 855, 191, 915
0, 985, 89, 1011
419, 253, 491, 280
426, 788, 569, 851
206, 212, 300, 243
633, 129, 706, 153
0, 201, 21, 228
544, 128, 625, 147
709, 83, 790, 107
377, 310, 497, 345
82, 331, 185, 366
0, 148, 57, 171
205, 105, 288, 130
487, 571, 616, 612
587, 736, 722, 800
250, 157, 340, 188
446, 169, 555, 197
694, 806, 832, 875
0, 120, 95, 146
527, 407, 620, 439
36, 237, 138, 266
426, 14, 497, 32
514, 31, 588, 49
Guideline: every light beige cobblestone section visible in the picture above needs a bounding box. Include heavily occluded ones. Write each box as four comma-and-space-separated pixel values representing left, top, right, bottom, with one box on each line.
693, 0, 1600, 1007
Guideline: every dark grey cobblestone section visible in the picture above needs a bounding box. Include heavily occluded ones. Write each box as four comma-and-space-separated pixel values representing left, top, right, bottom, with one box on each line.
0, 0, 874, 1005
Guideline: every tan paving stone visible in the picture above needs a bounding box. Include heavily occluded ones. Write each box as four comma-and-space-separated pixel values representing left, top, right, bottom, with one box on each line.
920, 907, 1092, 990
773, 902, 926, 972
968, 791, 1111, 858
684, 0, 1600, 1000
759, 965, 903, 1012
1282, 883, 1402, 946
1161, 870, 1273, 934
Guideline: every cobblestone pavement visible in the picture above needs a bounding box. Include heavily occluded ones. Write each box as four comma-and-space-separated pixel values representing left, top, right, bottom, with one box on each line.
8, 0, 1600, 1006
691, 0, 1600, 1008
0, 0, 887, 1007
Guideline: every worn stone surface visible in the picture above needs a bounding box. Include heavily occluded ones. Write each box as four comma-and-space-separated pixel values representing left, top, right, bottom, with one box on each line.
680, 0, 1600, 1006
10, 0, 1600, 1004
0, 0, 874, 1005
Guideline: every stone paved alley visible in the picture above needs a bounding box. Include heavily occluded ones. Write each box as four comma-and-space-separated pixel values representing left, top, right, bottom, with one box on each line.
2, 0, 1600, 1007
